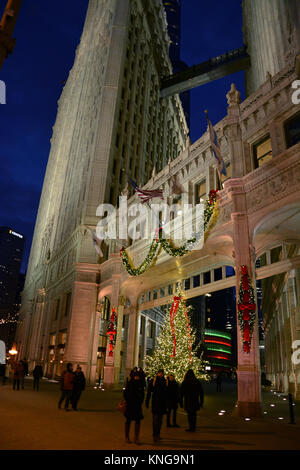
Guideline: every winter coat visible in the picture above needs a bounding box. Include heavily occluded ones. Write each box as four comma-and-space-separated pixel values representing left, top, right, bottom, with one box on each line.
23, 361, 29, 376
180, 378, 204, 412
124, 378, 144, 421
146, 376, 168, 415
167, 380, 180, 409
60, 370, 74, 391
33, 365, 43, 379
13, 363, 24, 380
73, 371, 86, 392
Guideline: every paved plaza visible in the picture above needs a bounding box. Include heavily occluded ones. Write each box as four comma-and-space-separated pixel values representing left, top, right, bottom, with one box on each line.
0, 377, 299, 451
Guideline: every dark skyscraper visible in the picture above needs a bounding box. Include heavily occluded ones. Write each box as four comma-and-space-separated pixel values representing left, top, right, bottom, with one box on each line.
0, 227, 25, 346
163, 0, 191, 129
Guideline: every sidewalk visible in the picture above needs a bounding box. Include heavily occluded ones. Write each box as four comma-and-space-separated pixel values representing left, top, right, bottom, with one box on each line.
0, 377, 299, 450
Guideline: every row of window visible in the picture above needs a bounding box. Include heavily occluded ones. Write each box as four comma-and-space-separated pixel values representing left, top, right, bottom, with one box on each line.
52, 292, 72, 322
139, 266, 235, 304
253, 112, 300, 169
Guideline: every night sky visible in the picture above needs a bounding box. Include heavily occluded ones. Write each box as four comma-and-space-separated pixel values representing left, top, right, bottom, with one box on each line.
0, 0, 244, 274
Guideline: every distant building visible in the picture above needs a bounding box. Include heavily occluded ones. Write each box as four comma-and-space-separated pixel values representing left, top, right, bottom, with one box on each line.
204, 328, 233, 373
16, 0, 188, 381
162, 0, 191, 129
242, 0, 300, 95
0, 227, 25, 346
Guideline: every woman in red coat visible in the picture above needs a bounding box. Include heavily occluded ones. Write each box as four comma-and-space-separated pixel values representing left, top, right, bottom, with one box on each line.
58, 363, 74, 411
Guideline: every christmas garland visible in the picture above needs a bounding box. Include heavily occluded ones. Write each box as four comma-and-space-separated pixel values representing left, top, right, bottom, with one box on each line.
106, 308, 117, 356
237, 265, 256, 353
121, 190, 219, 276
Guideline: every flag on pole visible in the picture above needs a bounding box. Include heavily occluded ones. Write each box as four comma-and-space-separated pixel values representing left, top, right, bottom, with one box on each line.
205, 110, 227, 179
86, 226, 103, 257
128, 177, 164, 204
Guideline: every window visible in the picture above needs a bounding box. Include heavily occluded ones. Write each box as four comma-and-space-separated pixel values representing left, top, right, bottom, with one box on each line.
184, 278, 190, 290
102, 297, 110, 321
285, 113, 300, 148
253, 136, 272, 168
193, 274, 200, 288
64, 292, 72, 317
271, 246, 283, 264
147, 320, 155, 338
54, 299, 60, 321
195, 179, 206, 204
168, 284, 173, 295
214, 267, 222, 281
153, 289, 158, 300
203, 271, 211, 284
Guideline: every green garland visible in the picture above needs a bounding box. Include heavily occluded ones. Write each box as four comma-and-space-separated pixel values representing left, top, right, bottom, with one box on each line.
121, 191, 218, 276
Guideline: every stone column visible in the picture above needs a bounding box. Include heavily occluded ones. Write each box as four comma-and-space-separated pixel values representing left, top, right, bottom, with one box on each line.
87, 302, 102, 384
64, 264, 99, 377
28, 288, 46, 369
227, 178, 262, 417
125, 304, 140, 377
103, 280, 121, 388
142, 316, 149, 368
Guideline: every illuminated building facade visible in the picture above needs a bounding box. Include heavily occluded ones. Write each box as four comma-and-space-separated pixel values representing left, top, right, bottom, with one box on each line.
204, 328, 232, 373
0, 227, 25, 346
162, 0, 190, 128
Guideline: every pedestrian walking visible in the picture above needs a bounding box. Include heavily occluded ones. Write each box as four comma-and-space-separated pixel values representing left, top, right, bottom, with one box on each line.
58, 363, 74, 411
146, 369, 168, 442
22, 358, 28, 389
138, 367, 146, 389
71, 365, 86, 411
166, 374, 180, 428
12, 361, 24, 391
180, 369, 204, 432
33, 363, 43, 391
123, 371, 145, 444
216, 372, 222, 392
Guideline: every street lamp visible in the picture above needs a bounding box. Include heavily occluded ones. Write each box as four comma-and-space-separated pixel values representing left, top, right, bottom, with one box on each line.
9, 344, 18, 356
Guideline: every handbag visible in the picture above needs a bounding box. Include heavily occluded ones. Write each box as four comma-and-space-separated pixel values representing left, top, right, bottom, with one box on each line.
117, 399, 127, 414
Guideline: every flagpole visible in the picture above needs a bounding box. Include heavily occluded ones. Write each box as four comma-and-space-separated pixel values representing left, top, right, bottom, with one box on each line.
204, 109, 222, 189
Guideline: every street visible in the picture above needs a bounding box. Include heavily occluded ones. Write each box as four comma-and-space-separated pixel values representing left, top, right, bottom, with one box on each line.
0, 377, 299, 450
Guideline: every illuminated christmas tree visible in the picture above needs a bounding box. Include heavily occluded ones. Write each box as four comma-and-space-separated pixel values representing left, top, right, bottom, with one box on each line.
145, 289, 210, 383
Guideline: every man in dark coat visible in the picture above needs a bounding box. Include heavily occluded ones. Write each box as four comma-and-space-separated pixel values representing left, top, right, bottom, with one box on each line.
22, 359, 28, 389
180, 369, 204, 432
33, 363, 43, 391
166, 374, 180, 427
123, 372, 145, 444
58, 363, 74, 411
146, 369, 168, 442
71, 365, 86, 411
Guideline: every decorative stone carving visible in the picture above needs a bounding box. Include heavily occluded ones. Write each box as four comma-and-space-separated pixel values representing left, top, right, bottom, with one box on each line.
226, 83, 241, 107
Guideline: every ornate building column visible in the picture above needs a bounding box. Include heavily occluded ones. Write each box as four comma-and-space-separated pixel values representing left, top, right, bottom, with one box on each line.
125, 304, 140, 378
64, 264, 99, 376
28, 288, 46, 369
227, 178, 262, 417
103, 279, 125, 388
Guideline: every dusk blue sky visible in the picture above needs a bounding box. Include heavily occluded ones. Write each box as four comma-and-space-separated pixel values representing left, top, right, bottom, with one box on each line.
0, 0, 244, 273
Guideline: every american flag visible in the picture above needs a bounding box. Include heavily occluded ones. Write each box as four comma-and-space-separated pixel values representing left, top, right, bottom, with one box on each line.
205, 111, 227, 180
129, 178, 164, 204
86, 226, 103, 257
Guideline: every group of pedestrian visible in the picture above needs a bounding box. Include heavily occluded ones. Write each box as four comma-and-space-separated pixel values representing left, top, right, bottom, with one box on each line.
58, 363, 86, 411
122, 368, 204, 444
